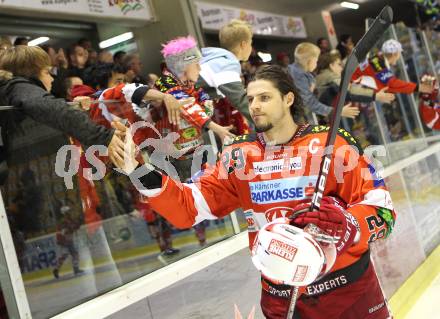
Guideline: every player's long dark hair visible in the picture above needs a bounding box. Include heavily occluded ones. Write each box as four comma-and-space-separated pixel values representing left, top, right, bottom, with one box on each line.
249, 64, 306, 123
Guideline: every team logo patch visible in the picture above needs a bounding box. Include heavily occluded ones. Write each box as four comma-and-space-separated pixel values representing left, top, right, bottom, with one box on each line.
376, 69, 393, 84
244, 210, 258, 232
265, 207, 296, 222
253, 157, 302, 175
182, 127, 198, 139
268, 239, 297, 262
249, 176, 317, 204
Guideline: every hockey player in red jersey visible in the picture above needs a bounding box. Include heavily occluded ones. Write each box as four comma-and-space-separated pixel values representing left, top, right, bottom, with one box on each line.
116, 65, 396, 319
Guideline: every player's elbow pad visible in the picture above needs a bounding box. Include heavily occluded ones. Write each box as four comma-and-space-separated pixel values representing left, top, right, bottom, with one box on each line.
129, 164, 163, 190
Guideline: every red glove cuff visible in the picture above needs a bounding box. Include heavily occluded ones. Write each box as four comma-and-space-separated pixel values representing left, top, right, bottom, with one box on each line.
290, 197, 359, 256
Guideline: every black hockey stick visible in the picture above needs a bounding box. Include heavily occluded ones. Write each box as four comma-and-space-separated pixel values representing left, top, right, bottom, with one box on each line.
286, 6, 393, 319
310, 5, 393, 211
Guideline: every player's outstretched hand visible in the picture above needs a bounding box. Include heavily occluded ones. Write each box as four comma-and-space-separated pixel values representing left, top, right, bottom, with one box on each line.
208, 122, 236, 143
341, 103, 360, 119
163, 94, 185, 127
290, 196, 360, 256
72, 96, 92, 111
109, 122, 139, 174
419, 74, 436, 94
375, 87, 395, 104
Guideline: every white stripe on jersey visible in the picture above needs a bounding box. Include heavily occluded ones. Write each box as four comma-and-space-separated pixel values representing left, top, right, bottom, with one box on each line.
98, 88, 118, 123
121, 83, 146, 103
354, 189, 394, 210
183, 183, 218, 225
139, 187, 163, 197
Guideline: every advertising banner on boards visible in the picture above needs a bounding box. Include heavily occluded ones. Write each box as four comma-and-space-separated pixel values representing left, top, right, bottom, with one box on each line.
195, 1, 307, 39
0, 0, 153, 21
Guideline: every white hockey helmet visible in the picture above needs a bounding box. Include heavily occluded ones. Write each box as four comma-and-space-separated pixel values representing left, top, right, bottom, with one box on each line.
251, 218, 336, 286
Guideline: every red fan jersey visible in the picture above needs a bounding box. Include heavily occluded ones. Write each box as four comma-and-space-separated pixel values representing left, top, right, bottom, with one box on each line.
352, 54, 416, 94
153, 69, 212, 155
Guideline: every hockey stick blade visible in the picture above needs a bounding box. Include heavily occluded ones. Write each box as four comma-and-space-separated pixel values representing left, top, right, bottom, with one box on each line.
353, 6, 393, 63
310, 6, 393, 211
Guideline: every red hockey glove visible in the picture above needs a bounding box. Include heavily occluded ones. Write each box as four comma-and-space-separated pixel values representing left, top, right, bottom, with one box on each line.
290, 197, 360, 256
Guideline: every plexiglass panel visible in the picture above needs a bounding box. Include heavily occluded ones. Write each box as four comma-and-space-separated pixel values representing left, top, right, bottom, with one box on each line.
0, 112, 236, 318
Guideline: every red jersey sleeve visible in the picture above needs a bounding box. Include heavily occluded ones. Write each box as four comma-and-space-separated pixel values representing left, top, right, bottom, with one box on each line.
136, 155, 239, 228
352, 56, 417, 94
386, 77, 417, 94
156, 88, 211, 129
329, 135, 396, 258
178, 99, 211, 129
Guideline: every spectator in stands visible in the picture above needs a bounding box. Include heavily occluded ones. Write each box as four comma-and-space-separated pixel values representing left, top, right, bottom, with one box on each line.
288, 42, 359, 119
336, 34, 354, 60
113, 50, 126, 65
276, 52, 290, 73
87, 49, 98, 66
122, 53, 147, 84
0, 36, 12, 50
13, 37, 28, 46
316, 51, 395, 105
0, 45, 126, 169
12, 167, 43, 233
198, 19, 254, 125
64, 76, 84, 101
157, 35, 235, 144
146, 73, 159, 87
241, 61, 257, 85
98, 50, 114, 64
40, 45, 69, 97
83, 63, 127, 92
248, 47, 263, 67
135, 35, 235, 182
352, 39, 435, 95
67, 44, 88, 79
40, 45, 69, 76
317, 37, 331, 54
78, 37, 92, 51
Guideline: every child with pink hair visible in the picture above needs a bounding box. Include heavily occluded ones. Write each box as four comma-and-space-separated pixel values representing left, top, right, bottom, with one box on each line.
153, 35, 236, 179
152, 36, 237, 250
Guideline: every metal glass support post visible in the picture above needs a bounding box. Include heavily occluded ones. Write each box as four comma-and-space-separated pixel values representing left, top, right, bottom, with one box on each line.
390, 25, 427, 141
372, 101, 390, 147
0, 191, 32, 318
420, 30, 440, 83
395, 94, 415, 138
229, 211, 242, 234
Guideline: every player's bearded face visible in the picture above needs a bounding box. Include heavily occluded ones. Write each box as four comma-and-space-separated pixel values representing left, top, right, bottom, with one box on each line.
247, 80, 289, 133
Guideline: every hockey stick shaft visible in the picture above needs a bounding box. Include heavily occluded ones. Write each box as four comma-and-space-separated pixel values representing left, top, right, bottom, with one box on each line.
286, 286, 300, 319
310, 6, 393, 211
285, 6, 393, 319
